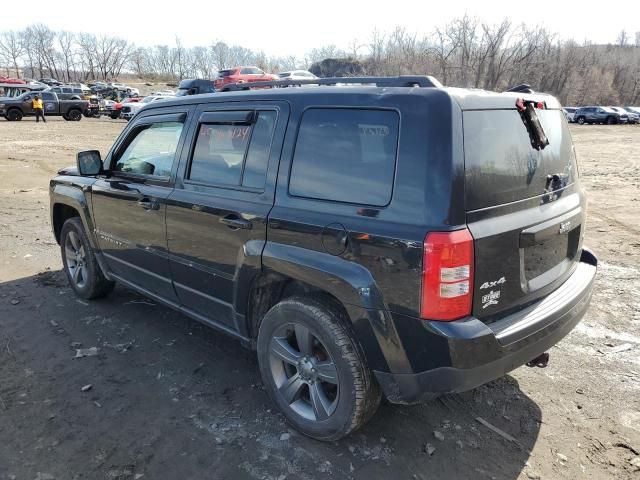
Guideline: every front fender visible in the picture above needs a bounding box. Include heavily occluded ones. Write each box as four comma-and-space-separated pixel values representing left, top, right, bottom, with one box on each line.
49, 177, 98, 248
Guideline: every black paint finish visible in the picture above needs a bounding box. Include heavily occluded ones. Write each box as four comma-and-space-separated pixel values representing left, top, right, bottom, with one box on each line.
49, 84, 597, 403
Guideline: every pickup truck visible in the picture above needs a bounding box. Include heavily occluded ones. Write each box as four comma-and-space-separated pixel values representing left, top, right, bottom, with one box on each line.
0, 91, 88, 121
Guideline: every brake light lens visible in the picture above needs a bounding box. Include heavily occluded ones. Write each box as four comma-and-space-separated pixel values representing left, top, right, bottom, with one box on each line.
421, 229, 474, 321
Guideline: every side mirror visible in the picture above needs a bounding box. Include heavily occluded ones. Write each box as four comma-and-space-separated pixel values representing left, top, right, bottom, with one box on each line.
77, 150, 103, 176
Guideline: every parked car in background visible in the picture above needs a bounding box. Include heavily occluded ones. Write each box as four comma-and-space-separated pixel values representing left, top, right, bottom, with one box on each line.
574, 106, 621, 125
175, 78, 215, 96
120, 95, 173, 120
214, 67, 277, 91
0, 76, 26, 84
609, 106, 638, 124
277, 70, 318, 81
51, 76, 597, 441
623, 106, 640, 116
0, 82, 46, 98
46, 85, 92, 100
151, 90, 176, 96
0, 90, 87, 121
108, 82, 139, 97
88, 81, 109, 93
562, 107, 578, 123
605, 107, 630, 124
39, 77, 62, 86
106, 97, 143, 119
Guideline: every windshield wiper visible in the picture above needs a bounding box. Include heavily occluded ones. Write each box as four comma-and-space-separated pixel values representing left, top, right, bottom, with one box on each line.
516, 98, 549, 151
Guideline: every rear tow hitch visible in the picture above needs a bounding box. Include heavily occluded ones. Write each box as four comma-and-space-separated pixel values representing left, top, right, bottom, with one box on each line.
526, 352, 549, 368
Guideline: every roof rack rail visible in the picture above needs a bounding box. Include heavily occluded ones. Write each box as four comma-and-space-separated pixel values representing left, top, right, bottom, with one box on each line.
222, 75, 443, 92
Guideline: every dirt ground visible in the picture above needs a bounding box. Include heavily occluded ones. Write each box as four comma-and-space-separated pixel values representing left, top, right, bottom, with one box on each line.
0, 117, 638, 480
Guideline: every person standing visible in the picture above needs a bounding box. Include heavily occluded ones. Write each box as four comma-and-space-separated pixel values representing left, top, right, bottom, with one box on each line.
32, 94, 46, 123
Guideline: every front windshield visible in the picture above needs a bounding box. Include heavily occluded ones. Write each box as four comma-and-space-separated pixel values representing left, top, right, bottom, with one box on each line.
175, 88, 189, 96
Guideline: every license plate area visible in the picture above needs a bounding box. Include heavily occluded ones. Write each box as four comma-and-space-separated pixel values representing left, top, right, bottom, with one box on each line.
519, 209, 582, 292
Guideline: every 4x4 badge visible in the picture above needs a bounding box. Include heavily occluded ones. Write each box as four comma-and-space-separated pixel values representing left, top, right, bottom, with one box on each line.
480, 277, 506, 290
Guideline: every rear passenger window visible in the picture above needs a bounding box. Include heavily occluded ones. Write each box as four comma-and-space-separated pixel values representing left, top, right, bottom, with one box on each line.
188, 110, 277, 189
289, 109, 399, 206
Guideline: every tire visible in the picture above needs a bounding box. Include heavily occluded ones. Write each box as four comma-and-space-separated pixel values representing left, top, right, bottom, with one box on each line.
60, 217, 114, 300
606, 116, 616, 125
71, 96, 81, 100
577, 116, 585, 125
110, 111, 120, 119
257, 296, 381, 441
6, 109, 23, 121
67, 109, 82, 121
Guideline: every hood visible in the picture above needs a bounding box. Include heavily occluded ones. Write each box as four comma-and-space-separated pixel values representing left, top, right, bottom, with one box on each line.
58, 165, 79, 176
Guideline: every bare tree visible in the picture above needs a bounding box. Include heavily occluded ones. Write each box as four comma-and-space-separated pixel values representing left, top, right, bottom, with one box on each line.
0, 31, 25, 77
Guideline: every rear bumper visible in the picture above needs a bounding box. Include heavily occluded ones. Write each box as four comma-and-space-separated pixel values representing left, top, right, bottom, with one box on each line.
375, 248, 597, 404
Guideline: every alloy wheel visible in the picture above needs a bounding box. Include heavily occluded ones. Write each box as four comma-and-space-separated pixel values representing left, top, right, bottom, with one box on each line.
269, 323, 339, 421
65, 230, 88, 289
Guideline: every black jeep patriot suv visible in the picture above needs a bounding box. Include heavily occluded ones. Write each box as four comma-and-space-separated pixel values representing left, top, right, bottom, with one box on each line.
50, 76, 597, 441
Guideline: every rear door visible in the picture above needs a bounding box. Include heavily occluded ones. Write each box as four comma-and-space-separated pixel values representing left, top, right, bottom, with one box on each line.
166, 101, 288, 332
41, 92, 57, 114
464, 106, 585, 321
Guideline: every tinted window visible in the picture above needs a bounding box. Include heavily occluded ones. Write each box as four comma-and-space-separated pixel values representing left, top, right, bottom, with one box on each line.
73, 88, 82, 93
62, 88, 72, 93
189, 111, 277, 189
464, 109, 576, 209
241, 67, 263, 75
243, 111, 277, 189
41, 92, 55, 101
114, 122, 183, 177
189, 123, 251, 186
51, 87, 60, 93
289, 109, 399, 206
218, 70, 233, 77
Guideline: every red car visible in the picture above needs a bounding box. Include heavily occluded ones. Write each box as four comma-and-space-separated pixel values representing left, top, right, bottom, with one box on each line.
108, 97, 144, 119
0, 76, 26, 84
214, 66, 277, 91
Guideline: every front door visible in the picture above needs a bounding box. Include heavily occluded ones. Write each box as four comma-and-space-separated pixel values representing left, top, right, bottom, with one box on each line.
91, 110, 191, 302
166, 103, 288, 332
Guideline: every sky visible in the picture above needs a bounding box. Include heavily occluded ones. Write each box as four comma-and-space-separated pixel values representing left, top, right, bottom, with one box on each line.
2, 0, 638, 58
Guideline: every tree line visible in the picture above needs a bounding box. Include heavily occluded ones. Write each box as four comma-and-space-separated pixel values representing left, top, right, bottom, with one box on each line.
1, 19, 639, 105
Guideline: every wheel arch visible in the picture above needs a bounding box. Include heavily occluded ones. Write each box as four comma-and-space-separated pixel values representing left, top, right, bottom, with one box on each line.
50, 182, 97, 247
244, 243, 403, 373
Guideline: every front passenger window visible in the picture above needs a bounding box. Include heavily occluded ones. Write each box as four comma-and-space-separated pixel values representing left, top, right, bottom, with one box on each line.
114, 122, 183, 177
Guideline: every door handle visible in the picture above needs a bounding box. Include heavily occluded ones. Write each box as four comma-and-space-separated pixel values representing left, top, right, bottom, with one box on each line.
137, 198, 160, 210
220, 215, 252, 230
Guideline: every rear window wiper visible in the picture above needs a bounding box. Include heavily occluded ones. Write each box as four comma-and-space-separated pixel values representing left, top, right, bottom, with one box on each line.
516, 98, 549, 151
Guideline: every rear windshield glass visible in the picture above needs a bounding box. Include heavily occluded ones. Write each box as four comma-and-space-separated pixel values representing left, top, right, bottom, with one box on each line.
289, 108, 399, 206
218, 70, 233, 77
464, 109, 576, 210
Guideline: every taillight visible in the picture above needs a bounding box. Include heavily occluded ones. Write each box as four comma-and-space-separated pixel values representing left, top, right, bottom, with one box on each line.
421, 229, 474, 321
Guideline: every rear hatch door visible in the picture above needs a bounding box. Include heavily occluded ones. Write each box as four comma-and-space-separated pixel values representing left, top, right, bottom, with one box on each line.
464, 104, 584, 321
